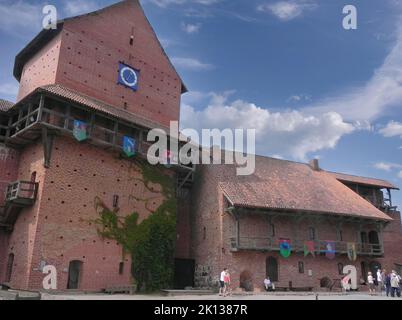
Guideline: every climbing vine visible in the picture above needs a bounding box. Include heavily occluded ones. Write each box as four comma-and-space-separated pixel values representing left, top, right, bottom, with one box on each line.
92, 158, 177, 292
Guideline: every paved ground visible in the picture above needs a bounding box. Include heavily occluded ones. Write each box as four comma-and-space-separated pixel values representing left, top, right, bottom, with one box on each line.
40, 292, 402, 300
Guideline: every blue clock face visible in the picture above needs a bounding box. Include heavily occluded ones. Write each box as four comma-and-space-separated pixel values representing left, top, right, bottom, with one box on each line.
118, 63, 139, 91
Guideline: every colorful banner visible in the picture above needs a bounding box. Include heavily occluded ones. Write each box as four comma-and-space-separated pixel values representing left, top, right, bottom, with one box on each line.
123, 136, 136, 157
304, 240, 315, 257
279, 239, 292, 258
325, 241, 336, 260
73, 120, 88, 142
347, 242, 357, 261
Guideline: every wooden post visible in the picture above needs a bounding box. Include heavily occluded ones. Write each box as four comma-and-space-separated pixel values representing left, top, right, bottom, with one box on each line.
42, 127, 55, 168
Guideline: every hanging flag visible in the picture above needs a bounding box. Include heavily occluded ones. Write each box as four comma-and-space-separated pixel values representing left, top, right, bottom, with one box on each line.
325, 241, 336, 260
279, 239, 292, 258
347, 242, 357, 261
73, 120, 88, 142
123, 136, 136, 157
304, 240, 315, 257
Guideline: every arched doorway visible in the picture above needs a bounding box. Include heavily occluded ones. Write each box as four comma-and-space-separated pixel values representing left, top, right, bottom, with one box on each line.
239, 270, 253, 292
266, 257, 278, 282
369, 261, 381, 277
67, 260, 83, 289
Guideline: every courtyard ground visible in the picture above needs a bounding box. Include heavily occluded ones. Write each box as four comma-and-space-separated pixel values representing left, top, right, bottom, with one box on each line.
40, 292, 402, 300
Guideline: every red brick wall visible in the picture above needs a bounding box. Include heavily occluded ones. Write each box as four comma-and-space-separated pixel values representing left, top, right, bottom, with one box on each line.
0, 136, 176, 291
191, 164, 402, 291
0, 144, 20, 205
55, 0, 181, 128
17, 34, 61, 101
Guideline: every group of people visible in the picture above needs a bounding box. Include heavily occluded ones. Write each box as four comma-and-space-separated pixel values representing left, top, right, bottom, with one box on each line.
219, 268, 231, 297
367, 269, 401, 297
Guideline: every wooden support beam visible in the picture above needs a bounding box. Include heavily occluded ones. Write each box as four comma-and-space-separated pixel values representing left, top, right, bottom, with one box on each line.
42, 126, 55, 168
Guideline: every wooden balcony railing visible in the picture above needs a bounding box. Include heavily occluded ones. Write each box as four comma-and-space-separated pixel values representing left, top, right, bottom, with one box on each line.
230, 237, 383, 256
5, 181, 39, 206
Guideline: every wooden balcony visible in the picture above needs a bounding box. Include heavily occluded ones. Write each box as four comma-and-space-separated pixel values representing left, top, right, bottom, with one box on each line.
230, 237, 383, 257
5, 181, 38, 206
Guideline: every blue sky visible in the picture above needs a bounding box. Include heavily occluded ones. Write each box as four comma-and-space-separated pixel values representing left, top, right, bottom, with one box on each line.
0, 0, 401, 206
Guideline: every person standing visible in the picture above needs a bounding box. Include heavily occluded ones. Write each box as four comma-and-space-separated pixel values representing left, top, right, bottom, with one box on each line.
384, 270, 391, 297
377, 269, 383, 294
367, 272, 375, 295
390, 270, 401, 298
223, 269, 231, 297
219, 268, 227, 296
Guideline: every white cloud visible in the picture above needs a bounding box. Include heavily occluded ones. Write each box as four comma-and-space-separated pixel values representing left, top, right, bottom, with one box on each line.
304, 21, 402, 122
0, 1, 42, 35
287, 94, 311, 103
398, 170, 402, 178
63, 0, 102, 16
0, 82, 19, 101
181, 22, 202, 34
379, 121, 402, 138
374, 162, 402, 171
181, 92, 354, 160
171, 57, 214, 71
257, 1, 317, 21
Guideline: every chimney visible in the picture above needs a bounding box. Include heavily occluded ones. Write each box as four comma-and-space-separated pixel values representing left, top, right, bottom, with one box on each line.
309, 159, 320, 171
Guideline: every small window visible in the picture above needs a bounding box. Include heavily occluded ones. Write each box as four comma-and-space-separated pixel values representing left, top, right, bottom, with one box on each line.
308, 227, 316, 241
129, 36, 134, 46
203, 227, 206, 240
113, 195, 119, 208
338, 263, 344, 275
298, 261, 304, 274
5, 253, 14, 282
119, 262, 124, 275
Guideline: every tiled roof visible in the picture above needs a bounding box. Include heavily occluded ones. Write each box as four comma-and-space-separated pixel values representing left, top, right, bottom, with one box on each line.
216, 156, 393, 221
39, 84, 171, 132
329, 172, 399, 190
0, 99, 14, 112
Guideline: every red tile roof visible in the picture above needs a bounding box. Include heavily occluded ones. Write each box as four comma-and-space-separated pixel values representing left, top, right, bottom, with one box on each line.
38, 84, 171, 132
0, 99, 14, 112
329, 172, 399, 190
217, 156, 393, 221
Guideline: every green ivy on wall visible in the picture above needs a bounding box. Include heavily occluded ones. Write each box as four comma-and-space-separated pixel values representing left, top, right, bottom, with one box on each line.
93, 158, 177, 292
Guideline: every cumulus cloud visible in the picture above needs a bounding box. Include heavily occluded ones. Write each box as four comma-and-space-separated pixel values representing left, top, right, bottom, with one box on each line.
304, 21, 402, 122
374, 162, 402, 171
181, 22, 202, 34
379, 121, 402, 138
171, 57, 214, 71
180, 92, 354, 160
257, 0, 317, 21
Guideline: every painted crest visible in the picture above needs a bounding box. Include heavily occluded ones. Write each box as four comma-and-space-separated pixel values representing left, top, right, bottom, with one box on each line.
347, 242, 357, 261
325, 241, 336, 259
304, 240, 315, 257
279, 239, 292, 258
123, 136, 136, 157
73, 120, 88, 142
118, 62, 139, 91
